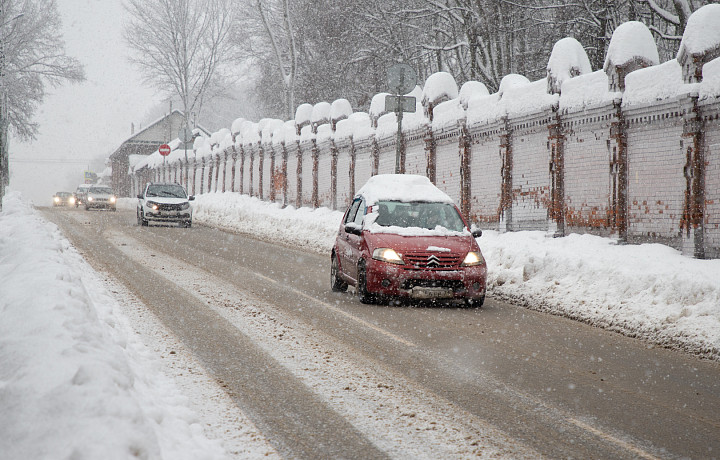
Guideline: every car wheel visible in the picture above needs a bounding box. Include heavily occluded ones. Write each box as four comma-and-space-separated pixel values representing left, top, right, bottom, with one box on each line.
465, 295, 485, 308
331, 253, 348, 292
184, 220, 192, 228
357, 261, 376, 304
138, 210, 148, 227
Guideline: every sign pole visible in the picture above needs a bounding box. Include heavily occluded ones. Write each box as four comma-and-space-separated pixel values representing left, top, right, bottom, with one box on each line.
386, 63, 417, 175
395, 104, 404, 174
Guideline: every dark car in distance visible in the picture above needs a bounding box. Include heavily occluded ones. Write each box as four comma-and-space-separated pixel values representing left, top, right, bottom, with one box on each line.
331, 174, 487, 307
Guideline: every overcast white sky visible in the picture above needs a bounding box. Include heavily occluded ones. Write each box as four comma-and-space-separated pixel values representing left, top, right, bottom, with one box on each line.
8, 0, 161, 205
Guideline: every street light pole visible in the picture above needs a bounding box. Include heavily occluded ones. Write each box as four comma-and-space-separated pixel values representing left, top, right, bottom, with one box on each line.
0, 9, 24, 211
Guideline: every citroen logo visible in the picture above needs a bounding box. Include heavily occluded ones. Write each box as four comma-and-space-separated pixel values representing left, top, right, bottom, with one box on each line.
427, 255, 441, 268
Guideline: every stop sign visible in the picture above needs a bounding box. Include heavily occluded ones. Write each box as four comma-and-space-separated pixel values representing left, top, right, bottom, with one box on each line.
159, 144, 171, 156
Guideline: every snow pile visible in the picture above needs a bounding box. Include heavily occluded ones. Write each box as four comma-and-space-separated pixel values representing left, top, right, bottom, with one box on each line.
0, 192, 227, 459
623, 58, 684, 105
604, 21, 659, 70
190, 191, 720, 359
192, 192, 343, 254
678, 4, 720, 57
547, 37, 592, 93
559, 70, 619, 112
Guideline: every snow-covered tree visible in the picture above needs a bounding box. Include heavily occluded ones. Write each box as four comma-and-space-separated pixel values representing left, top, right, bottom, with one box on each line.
124, 0, 237, 128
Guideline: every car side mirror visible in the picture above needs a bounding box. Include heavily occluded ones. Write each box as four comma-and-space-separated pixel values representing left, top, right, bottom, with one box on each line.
137, 194, 143, 199
344, 223, 362, 235
471, 227, 482, 238
189, 196, 195, 201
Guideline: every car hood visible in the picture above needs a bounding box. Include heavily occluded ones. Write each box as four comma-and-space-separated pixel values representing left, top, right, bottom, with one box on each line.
365, 232, 475, 254
144, 197, 188, 204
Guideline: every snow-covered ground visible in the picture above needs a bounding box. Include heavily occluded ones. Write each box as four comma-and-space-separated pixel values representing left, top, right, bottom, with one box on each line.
2, 190, 719, 459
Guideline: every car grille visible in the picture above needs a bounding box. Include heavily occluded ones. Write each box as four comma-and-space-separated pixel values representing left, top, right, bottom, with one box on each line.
158, 203, 184, 211
401, 279, 465, 291
403, 252, 462, 269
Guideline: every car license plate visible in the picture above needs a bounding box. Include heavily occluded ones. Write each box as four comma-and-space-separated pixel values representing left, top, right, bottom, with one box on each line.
410, 287, 453, 299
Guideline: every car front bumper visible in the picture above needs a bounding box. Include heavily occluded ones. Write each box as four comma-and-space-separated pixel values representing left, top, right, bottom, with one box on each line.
364, 259, 487, 300
144, 210, 192, 222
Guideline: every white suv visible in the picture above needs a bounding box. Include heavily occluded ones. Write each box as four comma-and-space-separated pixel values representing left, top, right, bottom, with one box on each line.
137, 183, 194, 227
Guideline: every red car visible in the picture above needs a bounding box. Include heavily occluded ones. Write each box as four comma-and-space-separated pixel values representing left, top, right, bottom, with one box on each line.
331, 174, 487, 306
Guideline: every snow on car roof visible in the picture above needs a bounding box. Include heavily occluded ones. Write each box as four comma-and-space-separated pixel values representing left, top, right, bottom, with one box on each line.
356, 174, 454, 205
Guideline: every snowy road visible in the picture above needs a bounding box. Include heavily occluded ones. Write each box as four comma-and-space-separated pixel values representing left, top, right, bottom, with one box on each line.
42, 206, 720, 459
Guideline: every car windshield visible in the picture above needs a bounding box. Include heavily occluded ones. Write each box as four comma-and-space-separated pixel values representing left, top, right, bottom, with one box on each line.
90, 187, 112, 194
373, 201, 465, 232
146, 184, 187, 198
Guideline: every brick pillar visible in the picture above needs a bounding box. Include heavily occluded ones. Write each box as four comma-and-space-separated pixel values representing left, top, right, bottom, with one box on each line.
192, 157, 197, 196
681, 93, 706, 259
499, 117, 513, 231
548, 111, 566, 237
214, 153, 221, 192
207, 158, 214, 194
269, 146, 276, 202
349, 137, 356, 200
222, 151, 228, 193
312, 139, 319, 208
249, 147, 254, 197
371, 138, 379, 176
281, 143, 288, 207
459, 120, 472, 223
200, 158, 205, 194
609, 98, 628, 243
425, 125, 436, 183
331, 141, 338, 210
258, 144, 264, 200
230, 148, 237, 193
239, 146, 245, 195
296, 143, 303, 208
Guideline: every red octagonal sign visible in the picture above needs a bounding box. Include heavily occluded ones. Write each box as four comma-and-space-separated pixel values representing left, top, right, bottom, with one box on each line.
159, 144, 171, 156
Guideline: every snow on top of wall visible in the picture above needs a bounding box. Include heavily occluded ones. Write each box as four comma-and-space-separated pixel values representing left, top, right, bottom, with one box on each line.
498, 74, 531, 97
432, 98, 464, 131
370, 93, 391, 120
375, 112, 397, 139
547, 37, 592, 92
210, 128, 230, 146
559, 70, 619, 113
623, 58, 684, 106
281, 120, 297, 145
193, 136, 207, 151
330, 99, 353, 122
700, 56, 720, 99
335, 112, 373, 141
299, 124, 315, 143
261, 119, 284, 144
241, 122, 260, 146
678, 4, 720, 57
503, 78, 559, 117
465, 93, 502, 126
311, 102, 331, 125
231, 117, 246, 135
356, 174, 454, 206
604, 21, 659, 71
316, 123, 333, 143
220, 133, 233, 150
422, 72, 459, 105
459, 81, 489, 109
295, 103, 313, 127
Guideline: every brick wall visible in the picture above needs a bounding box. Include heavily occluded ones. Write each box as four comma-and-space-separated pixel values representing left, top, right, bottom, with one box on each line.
468, 124, 503, 228
336, 140, 352, 210
434, 129, 463, 205
701, 100, 720, 258
317, 141, 333, 208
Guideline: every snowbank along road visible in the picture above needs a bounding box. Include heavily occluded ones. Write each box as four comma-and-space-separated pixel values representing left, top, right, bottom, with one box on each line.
42, 207, 720, 459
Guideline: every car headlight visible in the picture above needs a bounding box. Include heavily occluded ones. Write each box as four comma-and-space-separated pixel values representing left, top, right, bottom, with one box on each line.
54, 197, 59, 202
110, 196, 116, 203
373, 248, 404, 264
461, 251, 485, 267
146, 201, 159, 211
87, 196, 94, 202
69, 197, 75, 204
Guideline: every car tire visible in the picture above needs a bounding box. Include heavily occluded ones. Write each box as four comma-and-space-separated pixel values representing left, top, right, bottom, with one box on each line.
184, 220, 192, 228
357, 261, 376, 304
138, 209, 148, 227
465, 295, 485, 308
331, 253, 348, 292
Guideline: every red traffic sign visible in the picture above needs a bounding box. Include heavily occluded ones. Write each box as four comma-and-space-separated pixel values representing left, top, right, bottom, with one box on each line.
159, 144, 171, 156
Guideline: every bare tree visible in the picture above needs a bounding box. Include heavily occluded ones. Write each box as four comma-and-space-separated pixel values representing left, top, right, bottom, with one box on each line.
1, 0, 85, 140
124, 0, 237, 127
1, 0, 84, 209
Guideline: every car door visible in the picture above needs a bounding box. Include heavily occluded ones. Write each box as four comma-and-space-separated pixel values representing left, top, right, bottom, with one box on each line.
337, 198, 361, 282
344, 198, 367, 282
